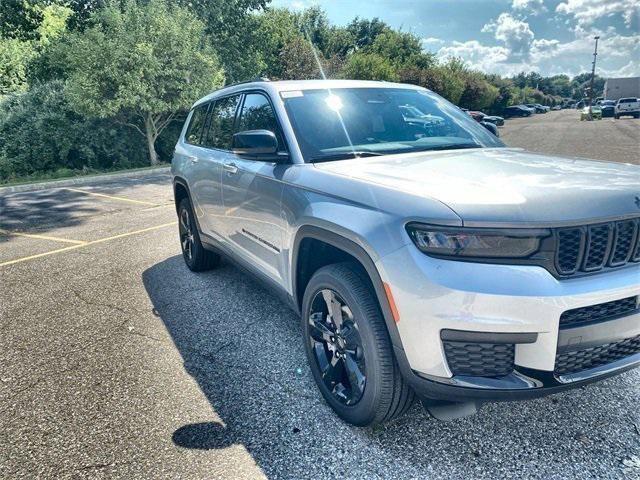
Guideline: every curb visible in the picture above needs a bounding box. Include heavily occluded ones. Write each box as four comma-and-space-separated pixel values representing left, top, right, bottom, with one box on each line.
0, 166, 171, 195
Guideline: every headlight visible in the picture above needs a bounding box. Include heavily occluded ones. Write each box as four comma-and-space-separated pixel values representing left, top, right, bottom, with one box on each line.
406, 224, 549, 259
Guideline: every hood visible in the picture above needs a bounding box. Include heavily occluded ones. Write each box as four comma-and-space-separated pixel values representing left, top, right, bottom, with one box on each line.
314, 148, 640, 227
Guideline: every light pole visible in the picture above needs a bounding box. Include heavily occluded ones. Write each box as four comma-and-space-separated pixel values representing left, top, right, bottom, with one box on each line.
588, 35, 600, 117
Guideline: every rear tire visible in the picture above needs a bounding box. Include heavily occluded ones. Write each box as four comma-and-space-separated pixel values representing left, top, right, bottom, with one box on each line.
178, 197, 221, 272
301, 262, 414, 426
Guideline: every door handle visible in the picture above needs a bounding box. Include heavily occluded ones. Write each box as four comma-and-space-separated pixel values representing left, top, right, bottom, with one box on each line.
223, 163, 238, 174
187, 156, 198, 164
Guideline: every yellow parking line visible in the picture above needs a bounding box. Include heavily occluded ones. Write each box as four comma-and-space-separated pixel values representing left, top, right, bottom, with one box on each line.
0, 222, 176, 268
0, 228, 87, 245
62, 187, 160, 206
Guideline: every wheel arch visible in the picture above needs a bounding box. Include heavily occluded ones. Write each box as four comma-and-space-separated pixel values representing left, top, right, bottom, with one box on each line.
173, 176, 191, 214
292, 225, 403, 350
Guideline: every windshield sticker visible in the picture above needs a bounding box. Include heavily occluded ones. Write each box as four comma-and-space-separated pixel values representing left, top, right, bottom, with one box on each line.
280, 90, 304, 99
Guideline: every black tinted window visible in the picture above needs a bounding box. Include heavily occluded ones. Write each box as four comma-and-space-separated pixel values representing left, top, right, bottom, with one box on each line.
185, 104, 208, 145
204, 95, 241, 149
238, 93, 285, 150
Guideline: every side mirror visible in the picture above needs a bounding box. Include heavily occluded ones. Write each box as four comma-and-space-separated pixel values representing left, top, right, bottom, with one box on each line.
232, 130, 278, 156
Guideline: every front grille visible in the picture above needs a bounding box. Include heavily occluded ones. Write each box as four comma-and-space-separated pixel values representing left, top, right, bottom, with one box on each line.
555, 218, 640, 276
443, 341, 514, 377
555, 335, 640, 375
560, 296, 639, 329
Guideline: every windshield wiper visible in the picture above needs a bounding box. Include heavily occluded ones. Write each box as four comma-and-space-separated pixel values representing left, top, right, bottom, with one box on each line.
413, 143, 482, 152
310, 151, 384, 163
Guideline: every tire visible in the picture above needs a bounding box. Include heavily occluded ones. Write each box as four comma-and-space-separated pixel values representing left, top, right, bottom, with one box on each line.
177, 197, 221, 272
301, 262, 414, 426
615, 114, 620, 119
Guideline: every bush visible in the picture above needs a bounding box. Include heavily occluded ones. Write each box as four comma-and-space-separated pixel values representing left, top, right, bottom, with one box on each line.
341, 52, 398, 81
0, 81, 149, 182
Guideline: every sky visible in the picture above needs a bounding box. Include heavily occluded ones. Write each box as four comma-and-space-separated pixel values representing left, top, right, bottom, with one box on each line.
271, 0, 640, 78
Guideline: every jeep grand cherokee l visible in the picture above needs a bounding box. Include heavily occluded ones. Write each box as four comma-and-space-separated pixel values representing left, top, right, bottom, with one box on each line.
172, 79, 640, 426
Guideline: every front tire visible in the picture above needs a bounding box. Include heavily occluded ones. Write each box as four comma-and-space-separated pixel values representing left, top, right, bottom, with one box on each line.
178, 197, 221, 272
301, 263, 414, 426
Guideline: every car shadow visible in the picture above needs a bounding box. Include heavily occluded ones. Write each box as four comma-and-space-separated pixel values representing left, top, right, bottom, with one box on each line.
142, 255, 639, 478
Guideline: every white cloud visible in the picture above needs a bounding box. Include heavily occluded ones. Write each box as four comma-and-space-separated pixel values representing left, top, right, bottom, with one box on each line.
556, 0, 640, 27
482, 13, 535, 60
421, 37, 445, 50
437, 40, 529, 75
512, 0, 547, 15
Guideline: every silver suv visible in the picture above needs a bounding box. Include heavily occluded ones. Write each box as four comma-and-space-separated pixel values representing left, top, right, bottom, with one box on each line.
172, 79, 640, 426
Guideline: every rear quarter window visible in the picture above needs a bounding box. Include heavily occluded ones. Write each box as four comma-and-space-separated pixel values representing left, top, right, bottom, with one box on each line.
185, 104, 209, 145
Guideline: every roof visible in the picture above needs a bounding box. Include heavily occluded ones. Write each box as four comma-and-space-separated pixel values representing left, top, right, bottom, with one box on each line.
192, 79, 426, 108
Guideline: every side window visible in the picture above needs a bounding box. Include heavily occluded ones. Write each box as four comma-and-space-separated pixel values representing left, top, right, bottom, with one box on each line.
204, 95, 241, 150
185, 104, 208, 145
237, 93, 286, 151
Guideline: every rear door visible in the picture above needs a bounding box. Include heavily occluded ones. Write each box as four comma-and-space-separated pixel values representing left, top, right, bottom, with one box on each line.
181, 102, 220, 235
220, 91, 289, 284
193, 94, 243, 239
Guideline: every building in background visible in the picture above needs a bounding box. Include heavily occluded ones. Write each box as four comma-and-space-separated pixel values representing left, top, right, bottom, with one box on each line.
604, 77, 640, 100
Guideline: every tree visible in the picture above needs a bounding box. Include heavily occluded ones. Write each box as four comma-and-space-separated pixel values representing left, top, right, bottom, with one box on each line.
368, 29, 422, 66
63, 0, 224, 165
346, 17, 389, 51
459, 72, 500, 110
0, 81, 148, 181
255, 8, 300, 79
0, 38, 35, 95
176, 0, 267, 82
340, 52, 398, 81
278, 37, 323, 80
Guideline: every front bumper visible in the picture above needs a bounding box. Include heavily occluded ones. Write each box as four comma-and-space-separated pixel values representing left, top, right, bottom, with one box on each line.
376, 244, 640, 401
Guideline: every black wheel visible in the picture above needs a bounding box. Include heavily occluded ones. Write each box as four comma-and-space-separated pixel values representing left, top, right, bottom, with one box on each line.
301, 263, 414, 426
615, 114, 620, 119
178, 197, 220, 272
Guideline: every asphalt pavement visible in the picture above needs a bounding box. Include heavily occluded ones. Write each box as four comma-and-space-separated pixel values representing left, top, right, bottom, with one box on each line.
1, 125, 640, 479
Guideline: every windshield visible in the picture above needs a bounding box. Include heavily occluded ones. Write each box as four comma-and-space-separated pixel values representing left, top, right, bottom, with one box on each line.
281, 88, 504, 162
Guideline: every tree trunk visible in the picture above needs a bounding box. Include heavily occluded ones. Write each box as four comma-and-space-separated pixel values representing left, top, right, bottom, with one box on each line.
144, 115, 159, 166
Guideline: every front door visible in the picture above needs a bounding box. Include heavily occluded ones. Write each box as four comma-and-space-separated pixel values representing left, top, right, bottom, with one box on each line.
221, 92, 289, 285
194, 94, 242, 239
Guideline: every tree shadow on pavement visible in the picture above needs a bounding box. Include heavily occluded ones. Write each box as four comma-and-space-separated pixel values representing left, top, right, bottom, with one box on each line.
0, 173, 171, 236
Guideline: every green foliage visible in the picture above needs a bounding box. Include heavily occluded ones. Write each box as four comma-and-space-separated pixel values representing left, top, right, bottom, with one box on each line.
368, 30, 422, 66
459, 72, 500, 110
278, 36, 324, 80
0, 81, 149, 182
177, 0, 267, 82
346, 17, 389, 51
0, 37, 35, 95
0, 1, 610, 183
341, 52, 398, 82
63, 0, 224, 164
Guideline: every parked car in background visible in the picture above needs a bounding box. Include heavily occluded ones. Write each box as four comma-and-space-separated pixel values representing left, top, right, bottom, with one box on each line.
551, 105, 561, 111
615, 98, 640, 118
469, 111, 504, 126
503, 105, 532, 118
580, 105, 602, 120
526, 104, 549, 113
480, 121, 499, 136
600, 100, 616, 117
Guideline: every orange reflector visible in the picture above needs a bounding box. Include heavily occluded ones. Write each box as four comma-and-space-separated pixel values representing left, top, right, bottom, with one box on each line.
383, 282, 400, 324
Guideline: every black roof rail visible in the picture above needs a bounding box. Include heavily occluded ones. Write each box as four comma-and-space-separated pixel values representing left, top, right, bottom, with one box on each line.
224, 77, 270, 87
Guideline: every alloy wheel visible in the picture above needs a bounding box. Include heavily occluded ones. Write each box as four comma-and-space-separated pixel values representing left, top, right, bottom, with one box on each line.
179, 208, 195, 261
308, 289, 366, 405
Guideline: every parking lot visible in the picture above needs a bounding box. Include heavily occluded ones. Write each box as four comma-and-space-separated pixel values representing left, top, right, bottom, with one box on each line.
1, 111, 639, 479
501, 108, 640, 165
